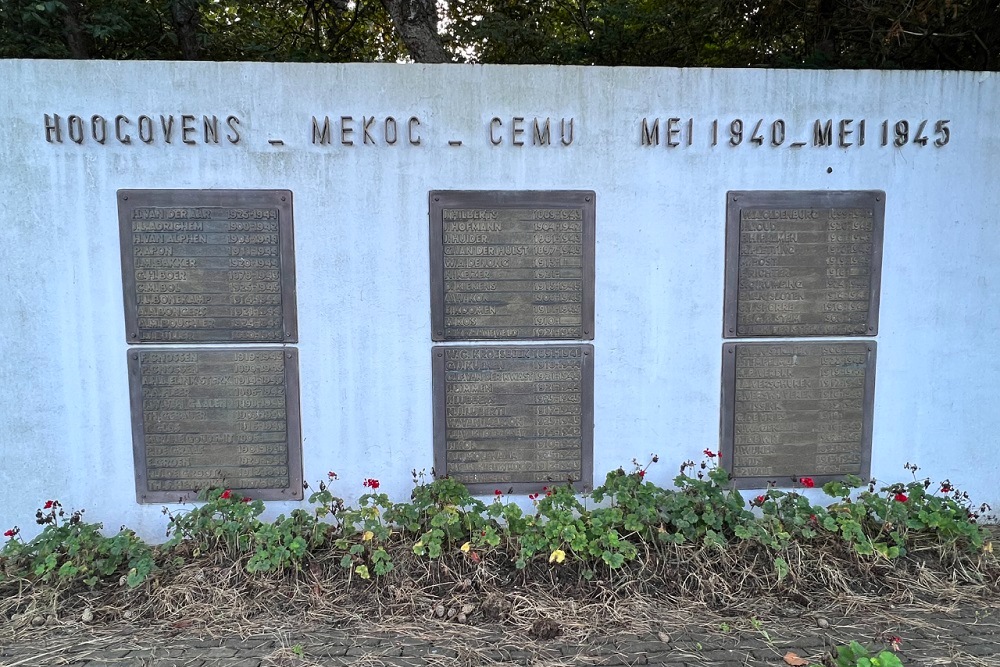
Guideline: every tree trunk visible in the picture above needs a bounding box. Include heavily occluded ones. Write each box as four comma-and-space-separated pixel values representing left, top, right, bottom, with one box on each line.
813, 0, 838, 63
62, 0, 89, 59
171, 0, 203, 60
380, 0, 450, 63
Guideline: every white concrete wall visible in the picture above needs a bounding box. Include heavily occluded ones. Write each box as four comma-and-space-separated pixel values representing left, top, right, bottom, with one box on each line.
1, 61, 997, 539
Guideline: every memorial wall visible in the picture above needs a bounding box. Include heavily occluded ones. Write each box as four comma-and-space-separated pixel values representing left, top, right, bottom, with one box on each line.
0, 61, 997, 539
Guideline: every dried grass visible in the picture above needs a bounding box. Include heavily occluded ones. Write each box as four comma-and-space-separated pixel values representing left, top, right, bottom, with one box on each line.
1, 530, 997, 652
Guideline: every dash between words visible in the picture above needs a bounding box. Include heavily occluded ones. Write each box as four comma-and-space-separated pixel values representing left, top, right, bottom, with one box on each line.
43, 113, 952, 149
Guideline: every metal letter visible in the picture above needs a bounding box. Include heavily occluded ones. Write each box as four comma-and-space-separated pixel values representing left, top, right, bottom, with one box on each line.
512, 117, 524, 146
203, 115, 220, 144
813, 120, 833, 147
67, 115, 85, 144
44, 113, 62, 143
160, 115, 175, 144
362, 116, 376, 144
115, 115, 132, 144
225, 116, 241, 144
91, 115, 107, 144
384, 117, 397, 145
532, 117, 551, 145
340, 116, 354, 145
181, 115, 196, 144
666, 118, 681, 147
640, 118, 659, 146
138, 115, 154, 144
838, 119, 854, 147
408, 116, 421, 145
311, 116, 331, 145
560, 118, 574, 146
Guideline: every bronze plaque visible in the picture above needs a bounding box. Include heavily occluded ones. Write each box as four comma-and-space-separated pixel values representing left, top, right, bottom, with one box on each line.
118, 189, 297, 343
128, 347, 303, 503
720, 341, 876, 489
432, 344, 594, 493
429, 191, 596, 341
723, 191, 885, 337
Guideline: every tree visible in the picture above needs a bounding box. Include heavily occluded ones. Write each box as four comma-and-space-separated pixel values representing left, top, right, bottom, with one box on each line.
443, 0, 998, 69
1, 0, 996, 69
381, 0, 449, 62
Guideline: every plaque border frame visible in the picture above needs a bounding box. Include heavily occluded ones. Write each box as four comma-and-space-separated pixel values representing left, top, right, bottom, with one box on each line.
722, 190, 885, 338
719, 341, 877, 490
428, 190, 596, 342
118, 189, 298, 344
127, 346, 304, 503
431, 343, 595, 494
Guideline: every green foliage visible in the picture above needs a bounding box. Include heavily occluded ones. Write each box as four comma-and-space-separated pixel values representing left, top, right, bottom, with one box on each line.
0, 500, 153, 589
164, 488, 264, 558
402, 474, 488, 560
659, 457, 756, 546
0, 0, 406, 61
0, 0, 995, 69
821, 641, 904, 667
748, 467, 989, 560
246, 509, 327, 574
1, 458, 992, 590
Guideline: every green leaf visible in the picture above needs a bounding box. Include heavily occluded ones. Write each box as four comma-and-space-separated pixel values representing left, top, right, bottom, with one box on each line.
875, 652, 903, 667
774, 557, 789, 582
601, 550, 625, 568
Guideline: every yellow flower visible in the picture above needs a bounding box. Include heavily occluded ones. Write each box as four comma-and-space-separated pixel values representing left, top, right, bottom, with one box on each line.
460, 542, 471, 553
362, 530, 374, 541
549, 549, 566, 564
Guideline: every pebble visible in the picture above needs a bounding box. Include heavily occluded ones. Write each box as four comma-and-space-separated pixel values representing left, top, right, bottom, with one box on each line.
657, 631, 672, 643
82, 608, 94, 624
31, 615, 45, 627
816, 617, 830, 629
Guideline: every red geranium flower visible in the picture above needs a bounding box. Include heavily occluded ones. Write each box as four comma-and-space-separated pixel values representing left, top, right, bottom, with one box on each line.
3, 529, 16, 538
241, 497, 252, 503
43, 500, 54, 510
894, 493, 908, 502
494, 489, 502, 496
638, 470, 646, 478
754, 495, 766, 505
328, 471, 338, 480
703, 449, 716, 458
220, 489, 232, 500
800, 477, 815, 488
940, 484, 951, 493
363, 478, 380, 490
